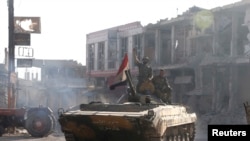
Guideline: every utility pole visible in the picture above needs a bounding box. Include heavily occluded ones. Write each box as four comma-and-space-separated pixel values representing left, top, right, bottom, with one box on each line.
8, 0, 15, 108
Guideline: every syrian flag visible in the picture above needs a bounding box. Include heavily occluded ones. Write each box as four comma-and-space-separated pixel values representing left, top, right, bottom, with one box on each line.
109, 53, 129, 90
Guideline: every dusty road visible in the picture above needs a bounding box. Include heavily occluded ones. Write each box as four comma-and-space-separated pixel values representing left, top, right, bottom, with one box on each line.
1, 135, 65, 141
1, 133, 65, 141
1, 120, 208, 141
1, 135, 207, 141
1, 131, 207, 141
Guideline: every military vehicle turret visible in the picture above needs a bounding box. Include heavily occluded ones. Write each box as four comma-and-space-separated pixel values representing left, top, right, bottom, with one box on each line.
58, 70, 197, 141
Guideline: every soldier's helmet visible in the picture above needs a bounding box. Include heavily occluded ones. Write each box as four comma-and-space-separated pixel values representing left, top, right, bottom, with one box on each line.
142, 56, 149, 64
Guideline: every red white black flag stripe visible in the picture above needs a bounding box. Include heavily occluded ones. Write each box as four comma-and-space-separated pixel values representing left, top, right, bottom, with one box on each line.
109, 53, 129, 90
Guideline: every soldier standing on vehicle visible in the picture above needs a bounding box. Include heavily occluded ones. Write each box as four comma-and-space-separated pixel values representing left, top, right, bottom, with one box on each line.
152, 69, 172, 104
133, 48, 154, 94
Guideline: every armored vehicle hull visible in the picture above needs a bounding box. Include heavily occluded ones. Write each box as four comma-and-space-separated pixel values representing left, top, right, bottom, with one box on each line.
58, 102, 197, 141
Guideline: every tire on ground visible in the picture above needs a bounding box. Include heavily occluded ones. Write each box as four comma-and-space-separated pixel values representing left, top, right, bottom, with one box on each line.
25, 111, 53, 137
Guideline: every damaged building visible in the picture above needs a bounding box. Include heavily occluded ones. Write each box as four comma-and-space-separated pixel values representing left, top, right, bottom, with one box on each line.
86, 0, 250, 114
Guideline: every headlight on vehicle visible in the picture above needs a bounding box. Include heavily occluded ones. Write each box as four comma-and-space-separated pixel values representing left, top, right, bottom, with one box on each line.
148, 110, 155, 117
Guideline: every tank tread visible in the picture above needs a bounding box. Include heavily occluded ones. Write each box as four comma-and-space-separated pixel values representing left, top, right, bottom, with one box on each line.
165, 123, 196, 141
64, 132, 76, 141
188, 123, 196, 141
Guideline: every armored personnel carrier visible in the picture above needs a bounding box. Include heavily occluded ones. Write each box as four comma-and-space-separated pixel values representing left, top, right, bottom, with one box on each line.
58, 70, 197, 141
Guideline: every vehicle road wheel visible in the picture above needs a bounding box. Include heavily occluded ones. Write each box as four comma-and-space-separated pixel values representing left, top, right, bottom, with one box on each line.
25, 111, 53, 137
188, 123, 195, 141
49, 114, 57, 132
64, 132, 77, 141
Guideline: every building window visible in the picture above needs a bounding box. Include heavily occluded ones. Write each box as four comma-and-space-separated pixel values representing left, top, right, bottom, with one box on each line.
133, 34, 142, 61
190, 39, 196, 56
98, 42, 105, 70
88, 44, 95, 71
133, 34, 142, 49
108, 39, 117, 69
108, 62, 115, 69
121, 37, 128, 58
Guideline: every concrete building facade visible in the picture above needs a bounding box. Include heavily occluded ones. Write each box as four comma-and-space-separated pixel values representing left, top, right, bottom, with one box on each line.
86, 21, 144, 86
86, 0, 250, 115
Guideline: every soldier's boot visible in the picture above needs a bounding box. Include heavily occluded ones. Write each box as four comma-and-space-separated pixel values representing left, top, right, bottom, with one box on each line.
163, 93, 171, 104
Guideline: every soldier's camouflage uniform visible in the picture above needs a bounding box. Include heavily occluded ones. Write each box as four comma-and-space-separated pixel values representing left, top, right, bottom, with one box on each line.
152, 75, 172, 104
135, 63, 154, 94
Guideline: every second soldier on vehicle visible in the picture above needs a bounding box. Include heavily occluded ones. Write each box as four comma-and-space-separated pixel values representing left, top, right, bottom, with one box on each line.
152, 69, 172, 104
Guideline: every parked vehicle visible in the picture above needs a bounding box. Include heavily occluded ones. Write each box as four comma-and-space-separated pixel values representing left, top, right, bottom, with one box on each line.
0, 106, 56, 137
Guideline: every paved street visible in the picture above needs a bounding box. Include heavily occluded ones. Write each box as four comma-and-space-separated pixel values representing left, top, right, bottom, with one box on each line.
1, 116, 208, 141
1, 133, 65, 141
1, 131, 207, 141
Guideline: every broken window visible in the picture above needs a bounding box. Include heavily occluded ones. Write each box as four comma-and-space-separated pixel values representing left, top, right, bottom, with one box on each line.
133, 34, 142, 60
190, 38, 197, 56
108, 39, 117, 69
238, 14, 248, 56
145, 34, 155, 48
172, 69, 195, 92
144, 33, 155, 64
189, 36, 212, 56
98, 42, 105, 70
216, 14, 232, 56
161, 30, 172, 65
202, 67, 213, 94
174, 28, 187, 63
87, 44, 95, 71
121, 37, 128, 58
217, 25, 231, 56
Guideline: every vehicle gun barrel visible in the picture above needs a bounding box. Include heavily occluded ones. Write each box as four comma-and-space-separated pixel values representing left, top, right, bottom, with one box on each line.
125, 70, 136, 96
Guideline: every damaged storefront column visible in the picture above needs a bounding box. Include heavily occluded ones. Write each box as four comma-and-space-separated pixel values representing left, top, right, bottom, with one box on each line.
171, 25, 175, 63
228, 65, 238, 112
230, 12, 239, 57
228, 11, 239, 112
211, 67, 217, 112
155, 29, 162, 65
